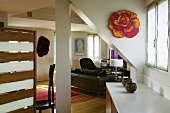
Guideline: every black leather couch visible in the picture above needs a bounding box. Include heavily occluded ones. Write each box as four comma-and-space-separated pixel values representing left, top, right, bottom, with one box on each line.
71, 58, 115, 95
71, 71, 115, 95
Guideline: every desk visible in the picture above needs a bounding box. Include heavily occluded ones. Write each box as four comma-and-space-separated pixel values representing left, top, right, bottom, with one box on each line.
106, 83, 170, 113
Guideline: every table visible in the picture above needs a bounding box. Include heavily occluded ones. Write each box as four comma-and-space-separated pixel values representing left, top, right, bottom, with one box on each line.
107, 71, 129, 82
106, 83, 170, 113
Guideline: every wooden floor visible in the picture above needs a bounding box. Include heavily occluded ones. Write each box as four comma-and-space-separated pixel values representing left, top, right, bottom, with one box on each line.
36, 81, 106, 113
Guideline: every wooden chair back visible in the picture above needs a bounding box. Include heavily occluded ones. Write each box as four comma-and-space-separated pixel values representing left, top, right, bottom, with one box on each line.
48, 64, 55, 104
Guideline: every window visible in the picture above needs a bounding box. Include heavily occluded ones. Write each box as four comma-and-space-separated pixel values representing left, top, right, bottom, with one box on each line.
87, 34, 100, 62
147, 0, 169, 71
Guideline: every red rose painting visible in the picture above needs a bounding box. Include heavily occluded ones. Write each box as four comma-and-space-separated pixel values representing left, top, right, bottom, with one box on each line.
109, 10, 140, 38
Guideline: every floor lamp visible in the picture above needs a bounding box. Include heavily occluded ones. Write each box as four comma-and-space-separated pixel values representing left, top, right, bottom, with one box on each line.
110, 59, 123, 78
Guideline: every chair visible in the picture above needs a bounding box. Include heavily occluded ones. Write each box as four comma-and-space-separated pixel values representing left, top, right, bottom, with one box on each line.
80, 58, 102, 71
36, 64, 55, 113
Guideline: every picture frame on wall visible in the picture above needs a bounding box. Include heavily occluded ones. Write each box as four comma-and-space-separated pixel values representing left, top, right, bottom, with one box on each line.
109, 48, 119, 59
74, 38, 85, 56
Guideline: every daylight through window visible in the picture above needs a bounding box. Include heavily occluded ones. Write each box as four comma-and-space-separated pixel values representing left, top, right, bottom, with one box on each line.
147, 0, 169, 71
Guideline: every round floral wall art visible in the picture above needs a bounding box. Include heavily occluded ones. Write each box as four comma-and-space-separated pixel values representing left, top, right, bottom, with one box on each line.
109, 10, 140, 38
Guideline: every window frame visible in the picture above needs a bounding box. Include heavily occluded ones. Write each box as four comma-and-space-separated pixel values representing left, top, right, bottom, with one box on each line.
87, 34, 101, 62
146, 0, 169, 71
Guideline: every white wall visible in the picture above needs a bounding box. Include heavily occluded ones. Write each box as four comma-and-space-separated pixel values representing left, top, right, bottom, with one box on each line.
0, 12, 8, 27
146, 0, 155, 6
71, 32, 88, 68
8, 27, 55, 81
71, 31, 108, 68
71, 0, 170, 100
8, 27, 107, 81
143, 0, 170, 100
23, 28, 55, 81
144, 67, 170, 100
70, 0, 170, 100
35, 29, 54, 81
101, 38, 108, 59
71, 0, 147, 82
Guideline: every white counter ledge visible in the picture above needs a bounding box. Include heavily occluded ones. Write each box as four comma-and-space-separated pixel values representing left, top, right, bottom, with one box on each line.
106, 82, 170, 113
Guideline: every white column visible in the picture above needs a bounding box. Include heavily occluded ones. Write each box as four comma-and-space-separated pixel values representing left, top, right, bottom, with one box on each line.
130, 66, 137, 83
55, 0, 71, 113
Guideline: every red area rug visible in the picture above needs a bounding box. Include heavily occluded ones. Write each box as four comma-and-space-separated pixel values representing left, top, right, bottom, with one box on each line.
36, 85, 96, 105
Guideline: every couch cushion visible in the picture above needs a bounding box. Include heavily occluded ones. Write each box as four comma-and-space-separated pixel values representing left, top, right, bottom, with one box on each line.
71, 68, 83, 74
82, 68, 98, 75
98, 70, 107, 76
71, 73, 115, 92
82, 68, 107, 76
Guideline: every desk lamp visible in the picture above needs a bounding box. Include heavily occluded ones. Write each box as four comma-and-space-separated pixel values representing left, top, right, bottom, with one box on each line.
110, 59, 123, 77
